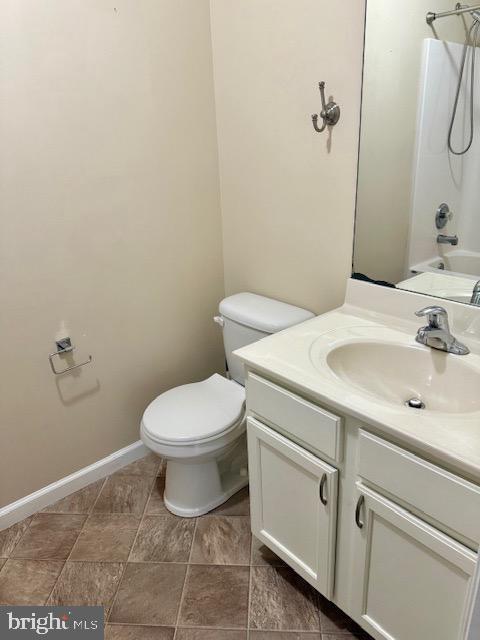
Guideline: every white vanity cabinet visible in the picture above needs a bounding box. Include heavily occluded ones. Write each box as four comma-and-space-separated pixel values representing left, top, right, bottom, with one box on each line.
244, 371, 480, 640
247, 417, 338, 598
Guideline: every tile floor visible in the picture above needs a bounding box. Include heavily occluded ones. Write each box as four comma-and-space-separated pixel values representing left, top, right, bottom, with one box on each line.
0, 453, 372, 640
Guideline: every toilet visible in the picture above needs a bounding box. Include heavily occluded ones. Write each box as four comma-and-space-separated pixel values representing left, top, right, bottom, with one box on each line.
140, 292, 314, 517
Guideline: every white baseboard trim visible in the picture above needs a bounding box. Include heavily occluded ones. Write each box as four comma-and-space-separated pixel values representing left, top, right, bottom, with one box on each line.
0, 440, 149, 531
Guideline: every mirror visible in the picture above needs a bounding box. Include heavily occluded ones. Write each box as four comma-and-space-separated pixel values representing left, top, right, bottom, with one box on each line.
353, 0, 480, 306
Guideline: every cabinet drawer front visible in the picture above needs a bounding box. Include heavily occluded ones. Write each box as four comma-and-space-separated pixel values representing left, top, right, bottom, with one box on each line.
247, 417, 338, 599
247, 372, 342, 461
358, 430, 480, 544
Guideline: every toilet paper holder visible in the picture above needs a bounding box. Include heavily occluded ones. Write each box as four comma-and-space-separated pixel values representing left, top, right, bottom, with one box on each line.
48, 337, 93, 375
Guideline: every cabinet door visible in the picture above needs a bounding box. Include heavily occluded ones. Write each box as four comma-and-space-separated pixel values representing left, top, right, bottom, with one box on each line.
351, 484, 478, 640
247, 416, 338, 598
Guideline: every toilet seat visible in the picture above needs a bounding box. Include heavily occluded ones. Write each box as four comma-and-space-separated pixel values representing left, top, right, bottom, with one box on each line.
141, 374, 245, 446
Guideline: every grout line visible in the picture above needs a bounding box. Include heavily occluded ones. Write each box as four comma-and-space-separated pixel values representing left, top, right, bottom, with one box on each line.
4, 513, 36, 559
108, 622, 248, 631
246, 533, 254, 640
106, 470, 157, 624
44, 477, 109, 606
64, 478, 108, 562
43, 560, 67, 606
173, 515, 199, 636
105, 619, 352, 633
63, 478, 108, 563
0, 558, 278, 567
125, 473, 158, 564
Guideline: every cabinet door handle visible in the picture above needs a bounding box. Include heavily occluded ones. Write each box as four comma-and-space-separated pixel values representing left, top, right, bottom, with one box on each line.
319, 473, 328, 506
355, 495, 365, 529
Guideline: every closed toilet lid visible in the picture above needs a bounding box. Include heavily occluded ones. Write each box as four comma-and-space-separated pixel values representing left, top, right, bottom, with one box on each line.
142, 374, 246, 445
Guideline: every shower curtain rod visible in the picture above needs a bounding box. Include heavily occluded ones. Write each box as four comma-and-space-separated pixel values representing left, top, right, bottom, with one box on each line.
427, 2, 480, 23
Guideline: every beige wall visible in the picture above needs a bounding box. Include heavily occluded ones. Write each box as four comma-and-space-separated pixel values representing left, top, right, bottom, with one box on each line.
0, 0, 225, 507
210, 0, 366, 315
1, 0, 368, 508
354, 0, 466, 283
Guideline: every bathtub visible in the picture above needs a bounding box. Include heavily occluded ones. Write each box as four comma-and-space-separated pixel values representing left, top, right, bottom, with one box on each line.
412, 249, 480, 280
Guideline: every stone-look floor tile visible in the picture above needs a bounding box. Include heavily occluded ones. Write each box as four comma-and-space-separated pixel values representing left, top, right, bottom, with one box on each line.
0, 517, 32, 557
115, 453, 161, 477
93, 475, 153, 515
49, 561, 123, 611
191, 516, 251, 565
12, 514, 86, 560
179, 565, 249, 629
0, 560, 5, 571
249, 567, 320, 632
250, 633, 320, 639
209, 487, 250, 517
105, 625, 175, 640
251, 538, 287, 567
69, 514, 140, 562
42, 480, 105, 514
250, 634, 320, 639
145, 478, 169, 515
109, 562, 186, 626
176, 630, 247, 640
318, 598, 367, 637
129, 515, 195, 563
0, 559, 64, 604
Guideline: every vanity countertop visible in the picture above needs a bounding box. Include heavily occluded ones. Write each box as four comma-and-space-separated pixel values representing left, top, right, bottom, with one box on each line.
235, 285, 480, 482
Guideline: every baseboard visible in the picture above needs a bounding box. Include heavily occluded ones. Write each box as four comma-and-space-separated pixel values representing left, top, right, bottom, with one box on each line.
0, 440, 149, 531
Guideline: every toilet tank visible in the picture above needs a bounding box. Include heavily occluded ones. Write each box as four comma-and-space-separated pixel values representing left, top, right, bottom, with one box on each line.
217, 292, 315, 385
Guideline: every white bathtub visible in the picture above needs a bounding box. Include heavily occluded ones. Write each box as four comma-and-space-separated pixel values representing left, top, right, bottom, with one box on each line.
412, 249, 480, 280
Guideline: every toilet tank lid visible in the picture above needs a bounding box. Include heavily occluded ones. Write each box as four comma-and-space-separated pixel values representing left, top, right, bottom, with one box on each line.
219, 292, 315, 334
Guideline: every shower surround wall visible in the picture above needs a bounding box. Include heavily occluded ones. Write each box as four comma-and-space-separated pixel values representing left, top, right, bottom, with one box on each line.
354, 0, 465, 285
408, 38, 480, 273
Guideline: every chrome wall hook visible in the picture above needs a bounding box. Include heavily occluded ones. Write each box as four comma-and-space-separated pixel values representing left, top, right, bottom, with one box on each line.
311, 81, 341, 133
48, 337, 93, 375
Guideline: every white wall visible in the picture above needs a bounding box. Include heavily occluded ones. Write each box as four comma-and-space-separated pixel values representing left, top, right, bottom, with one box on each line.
0, 0, 225, 507
210, 0, 366, 315
1, 0, 369, 508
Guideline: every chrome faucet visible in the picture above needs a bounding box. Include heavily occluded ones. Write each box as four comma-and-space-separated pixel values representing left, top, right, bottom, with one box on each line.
415, 306, 469, 355
471, 281, 480, 306
437, 234, 459, 246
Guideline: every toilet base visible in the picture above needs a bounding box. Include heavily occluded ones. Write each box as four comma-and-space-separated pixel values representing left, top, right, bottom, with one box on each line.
163, 435, 248, 517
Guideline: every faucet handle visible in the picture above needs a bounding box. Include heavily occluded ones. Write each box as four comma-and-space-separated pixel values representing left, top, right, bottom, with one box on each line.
415, 305, 447, 318
415, 306, 449, 328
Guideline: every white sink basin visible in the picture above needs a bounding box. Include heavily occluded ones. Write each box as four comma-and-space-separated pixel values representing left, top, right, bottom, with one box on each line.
310, 326, 480, 414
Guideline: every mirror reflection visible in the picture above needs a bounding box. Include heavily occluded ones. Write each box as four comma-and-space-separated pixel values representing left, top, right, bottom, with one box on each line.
354, 1, 480, 306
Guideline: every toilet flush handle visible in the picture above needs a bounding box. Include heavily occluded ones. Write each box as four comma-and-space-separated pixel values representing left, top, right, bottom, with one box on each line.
213, 316, 224, 328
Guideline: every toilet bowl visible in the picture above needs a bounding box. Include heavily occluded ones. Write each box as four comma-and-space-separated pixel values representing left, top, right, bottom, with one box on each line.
141, 373, 247, 517
140, 292, 315, 517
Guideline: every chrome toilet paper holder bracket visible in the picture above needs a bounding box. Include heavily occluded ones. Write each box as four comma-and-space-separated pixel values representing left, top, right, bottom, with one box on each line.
48, 337, 93, 375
